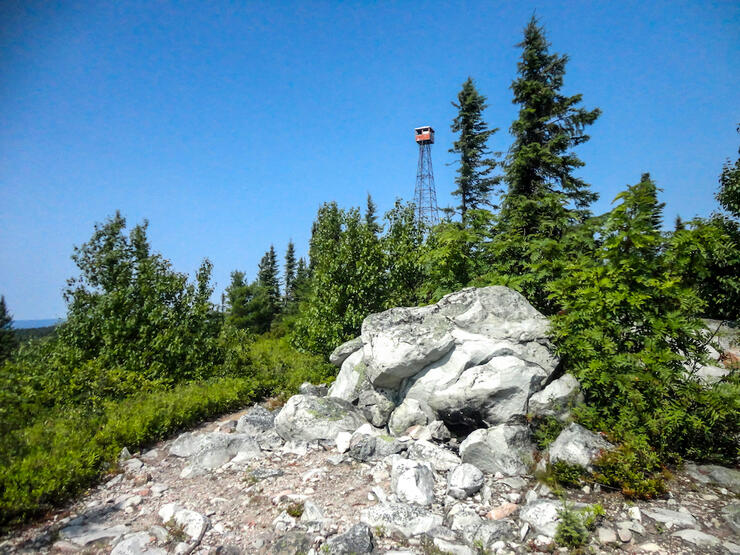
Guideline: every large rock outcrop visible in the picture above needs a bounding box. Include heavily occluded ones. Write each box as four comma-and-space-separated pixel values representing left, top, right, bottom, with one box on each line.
274, 395, 367, 444
329, 286, 559, 434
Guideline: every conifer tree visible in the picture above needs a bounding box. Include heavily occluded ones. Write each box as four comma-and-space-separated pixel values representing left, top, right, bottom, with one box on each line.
481, 17, 601, 313
365, 193, 381, 234
257, 245, 281, 310
284, 241, 297, 303
293, 257, 311, 303
0, 295, 18, 363
449, 77, 500, 219
502, 15, 601, 231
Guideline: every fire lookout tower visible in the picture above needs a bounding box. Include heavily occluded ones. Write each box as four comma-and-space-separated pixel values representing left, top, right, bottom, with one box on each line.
414, 126, 440, 227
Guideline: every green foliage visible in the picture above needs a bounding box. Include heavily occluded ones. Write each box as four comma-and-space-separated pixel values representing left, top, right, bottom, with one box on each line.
55, 212, 222, 388
292, 203, 387, 355
554, 501, 589, 549
555, 502, 604, 549
592, 435, 668, 499
531, 416, 565, 450
0, 377, 259, 529
550, 460, 587, 488
12, 325, 57, 343
449, 77, 500, 219
667, 215, 740, 321
286, 501, 304, 518
504, 16, 600, 219
365, 193, 381, 235
284, 241, 297, 306
717, 126, 740, 219
225, 272, 277, 334
422, 209, 492, 301
383, 200, 427, 308
0, 296, 18, 363
549, 175, 739, 464
0, 329, 330, 529
257, 245, 281, 314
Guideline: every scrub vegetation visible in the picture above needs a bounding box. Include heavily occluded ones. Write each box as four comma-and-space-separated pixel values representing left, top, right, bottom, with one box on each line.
1, 16, 738, 530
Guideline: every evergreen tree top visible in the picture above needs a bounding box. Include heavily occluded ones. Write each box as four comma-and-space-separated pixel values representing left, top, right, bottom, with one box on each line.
505, 15, 601, 215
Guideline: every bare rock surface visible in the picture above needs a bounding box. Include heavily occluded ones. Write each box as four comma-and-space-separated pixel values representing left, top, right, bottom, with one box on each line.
2, 402, 739, 555
2, 288, 739, 555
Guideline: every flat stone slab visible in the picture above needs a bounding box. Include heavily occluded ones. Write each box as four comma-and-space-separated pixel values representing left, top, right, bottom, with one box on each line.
642, 507, 697, 529
59, 523, 130, 546
361, 503, 443, 538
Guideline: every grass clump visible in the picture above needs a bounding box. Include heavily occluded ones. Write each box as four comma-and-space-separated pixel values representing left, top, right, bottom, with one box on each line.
286, 501, 305, 518
555, 501, 604, 550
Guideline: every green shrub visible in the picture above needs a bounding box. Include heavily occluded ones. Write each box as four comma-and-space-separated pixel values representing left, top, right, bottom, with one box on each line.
554, 501, 604, 549
286, 501, 304, 518
549, 175, 739, 465
550, 460, 587, 488
554, 501, 589, 549
0, 377, 258, 529
592, 435, 668, 499
531, 416, 565, 450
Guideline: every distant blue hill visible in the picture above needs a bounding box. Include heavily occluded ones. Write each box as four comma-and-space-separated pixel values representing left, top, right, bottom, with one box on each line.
13, 319, 63, 329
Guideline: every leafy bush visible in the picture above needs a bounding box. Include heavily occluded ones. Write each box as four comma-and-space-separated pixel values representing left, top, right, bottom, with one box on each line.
531, 416, 566, 450
554, 501, 588, 549
550, 460, 587, 488
549, 175, 739, 465
592, 435, 668, 499
555, 501, 604, 549
0, 377, 259, 529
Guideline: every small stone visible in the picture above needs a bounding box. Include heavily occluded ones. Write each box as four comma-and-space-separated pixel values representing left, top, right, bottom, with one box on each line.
486, 503, 518, 520
335, 432, 352, 454
628, 506, 642, 522
597, 527, 617, 545
618, 527, 632, 543
638, 542, 665, 553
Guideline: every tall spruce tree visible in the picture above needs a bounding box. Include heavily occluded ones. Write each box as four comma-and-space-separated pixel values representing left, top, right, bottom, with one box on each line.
0, 295, 18, 363
257, 246, 281, 309
449, 77, 500, 219
293, 257, 311, 303
502, 15, 601, 231
284, 241, 297, 303
365, 193, 381, 234
481, 17, 601, 313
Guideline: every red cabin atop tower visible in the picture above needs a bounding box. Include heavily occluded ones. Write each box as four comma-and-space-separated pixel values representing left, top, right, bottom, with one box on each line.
415, 126, 435, 144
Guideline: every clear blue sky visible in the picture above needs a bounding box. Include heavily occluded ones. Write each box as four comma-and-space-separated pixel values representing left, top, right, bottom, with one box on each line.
1, 1, 738, 320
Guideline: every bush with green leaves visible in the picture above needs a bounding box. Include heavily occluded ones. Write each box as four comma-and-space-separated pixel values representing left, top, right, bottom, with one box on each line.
666, 215, 740, 321
0, 377, 259, 529
53, 213, 223, 392
592, 435, 668, 499
549, 174, 739, 464
554, 501, 604, 549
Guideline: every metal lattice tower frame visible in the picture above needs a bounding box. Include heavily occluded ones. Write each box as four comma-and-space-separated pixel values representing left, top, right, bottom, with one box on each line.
414, 138, 440, 227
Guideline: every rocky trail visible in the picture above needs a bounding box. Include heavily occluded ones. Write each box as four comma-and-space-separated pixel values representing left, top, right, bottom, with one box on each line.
1, 401, 738, 555
2, 287, 738, 555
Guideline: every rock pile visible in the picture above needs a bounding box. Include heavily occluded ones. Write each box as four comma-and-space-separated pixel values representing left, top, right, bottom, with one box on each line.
2, 286, 739, 554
